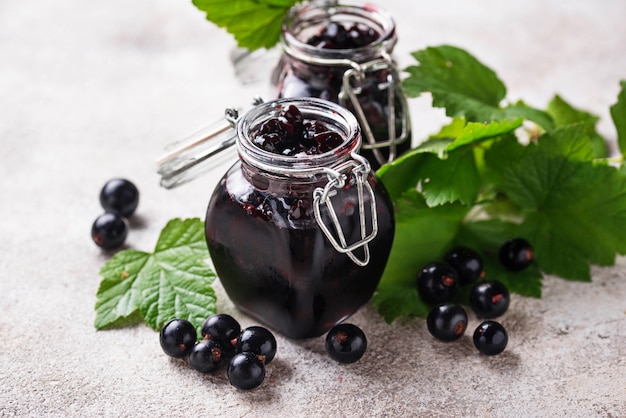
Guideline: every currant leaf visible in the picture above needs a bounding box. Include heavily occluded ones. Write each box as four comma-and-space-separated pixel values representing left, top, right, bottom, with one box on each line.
610, 80, 626, 156
94, 218, 216, 332
547, 94, 608, 158
192, 0, 300, 50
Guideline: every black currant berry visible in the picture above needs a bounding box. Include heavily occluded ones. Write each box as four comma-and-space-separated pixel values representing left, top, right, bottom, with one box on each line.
313, 131, 343, 153
91, 212, 128, 250
499, 238, 534, 271
201, 314, 241, 341
416, 262, 459, 304
189, 339, 224, 373
99, 178, 139, 217
473, 321, 508, 355
227, 352, 266, 390
325, 323, 367, 364
159, 318, 197, 358
444, 246, 484, 285
469, 280, 511, 318
235, 326, 277, 364
426, 304, 468, 342
278, 104, 304, 137
201, 314, 241, 357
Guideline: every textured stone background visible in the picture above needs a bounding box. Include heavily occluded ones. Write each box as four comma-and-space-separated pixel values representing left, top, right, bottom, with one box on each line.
1, 0, 625, 416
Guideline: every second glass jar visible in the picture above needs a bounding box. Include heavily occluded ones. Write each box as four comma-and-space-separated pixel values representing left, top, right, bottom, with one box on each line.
272, 0, 412, 170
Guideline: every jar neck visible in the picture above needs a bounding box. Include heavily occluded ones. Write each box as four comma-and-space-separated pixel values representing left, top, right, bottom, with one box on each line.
281, 1, 397, 66
236, 97, 364, 180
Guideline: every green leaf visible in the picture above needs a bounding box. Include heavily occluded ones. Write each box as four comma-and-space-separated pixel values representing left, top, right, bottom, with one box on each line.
403, 45, 506, 121
483, 124, 594, 188
376, 150, 428, 201
455, 219, 518, 254
547, 94, 608, 158
94, 250, 150, 330
192, 0, 300, 50
372, 286, 428, 323
377, 118, 522, 202
610, 80, 626, 155
418, 147, 481, 206
403, 46, 553, 130
497, 135, 626, 280
501, 101, 555, 131
94, 218, 216, 334
444, 118, 523, 152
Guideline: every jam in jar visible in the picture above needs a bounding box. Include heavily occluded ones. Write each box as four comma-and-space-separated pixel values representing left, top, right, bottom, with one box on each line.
204, 98, 395, 339
273, 1, 411, 169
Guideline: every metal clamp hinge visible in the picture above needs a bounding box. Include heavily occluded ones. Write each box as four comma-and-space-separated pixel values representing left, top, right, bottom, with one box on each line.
312, 157, 378, 266
338, 57, 410, 166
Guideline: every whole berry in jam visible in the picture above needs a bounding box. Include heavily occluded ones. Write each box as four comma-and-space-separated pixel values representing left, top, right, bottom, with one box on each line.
235, 326, 277, 364
99, 178, 139, 217
278, 103, 304, 137
189, 339, 224, 373
159, 318, 197, 358
227, 352, 266, 390
325, 323, 367, 364
426, 304, 468, 342
313, 131, 344, 153
473, 321, 508, 356
469, 280, 511, 319
91, 212, 128, 250
201, 314, 241, 357
416, 262, 459, 304
499, 238, 534, 271
444, 246, 484, 285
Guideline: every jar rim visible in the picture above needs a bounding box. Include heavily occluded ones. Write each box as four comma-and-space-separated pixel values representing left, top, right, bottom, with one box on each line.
281, 1, 397, 64
236, 98, 362, 177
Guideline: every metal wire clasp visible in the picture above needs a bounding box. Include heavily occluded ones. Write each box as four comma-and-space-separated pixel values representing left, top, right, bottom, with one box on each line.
338, 54, 410, 166
312, 153, 378, 266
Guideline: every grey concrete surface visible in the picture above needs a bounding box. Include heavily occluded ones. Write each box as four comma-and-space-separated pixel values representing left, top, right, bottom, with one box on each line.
1, 0, 625, 416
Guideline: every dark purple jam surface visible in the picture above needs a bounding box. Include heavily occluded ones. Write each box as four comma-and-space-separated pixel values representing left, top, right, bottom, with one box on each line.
205, 164, 395, 339
306, 22, 379, 49
252, 104, 343, 156
277, 22, 411, 169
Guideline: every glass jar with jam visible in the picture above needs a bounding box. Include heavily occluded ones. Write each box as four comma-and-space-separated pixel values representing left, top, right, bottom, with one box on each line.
158, 97, 395, 339
272, 1, 411, 169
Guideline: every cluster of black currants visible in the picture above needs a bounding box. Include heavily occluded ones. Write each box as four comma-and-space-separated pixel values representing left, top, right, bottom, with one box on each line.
252, 104, 343, 156
418, 238, 534, 356
159, 314, 277, 390
91, 178, 139, 250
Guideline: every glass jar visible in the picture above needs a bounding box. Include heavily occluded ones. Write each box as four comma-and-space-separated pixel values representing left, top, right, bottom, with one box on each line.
272, 1, 411, 170
200, 98, 395, 339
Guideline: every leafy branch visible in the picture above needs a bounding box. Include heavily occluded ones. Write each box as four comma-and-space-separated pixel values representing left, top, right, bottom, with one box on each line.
373, 45, 626, 323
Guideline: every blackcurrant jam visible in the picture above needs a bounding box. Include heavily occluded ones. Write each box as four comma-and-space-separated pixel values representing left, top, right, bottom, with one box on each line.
204, 98, 395, 339
272, 1, 411, 169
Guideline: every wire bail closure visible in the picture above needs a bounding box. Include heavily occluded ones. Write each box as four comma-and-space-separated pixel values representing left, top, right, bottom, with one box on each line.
313, 152, 378, 266
338, 53, 410, 166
